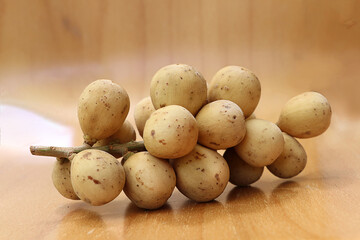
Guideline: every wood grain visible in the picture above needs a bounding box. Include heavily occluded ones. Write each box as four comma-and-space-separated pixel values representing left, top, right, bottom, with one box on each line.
0, 0, 360, 239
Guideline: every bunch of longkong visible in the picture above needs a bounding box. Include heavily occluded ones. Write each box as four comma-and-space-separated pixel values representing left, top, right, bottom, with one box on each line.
30, 64, 332, 210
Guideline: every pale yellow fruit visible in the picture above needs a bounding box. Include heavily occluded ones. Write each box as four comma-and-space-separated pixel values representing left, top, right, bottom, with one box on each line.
234, 119, 285, 167
196, 100, 246, 150
52, 158, 79, 200
173, 144, 230, 202
134, 97, 155, 137
71, 149, 125, 206
150, 64, 207, 115
78, 79, 130, 143
223, 148, 263, 186
208, 66, 261, 117
143, 105, 198, 159
93, 120, 136, 147
277, 92, 332, 138
267, 132, 307, 178
123, 152, 176, 209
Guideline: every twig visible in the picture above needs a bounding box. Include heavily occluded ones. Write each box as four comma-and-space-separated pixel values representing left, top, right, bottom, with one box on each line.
30, 141, 146, 159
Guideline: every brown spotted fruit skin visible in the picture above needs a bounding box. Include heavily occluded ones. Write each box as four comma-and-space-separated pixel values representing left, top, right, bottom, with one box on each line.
277, 92, 332, 138
78, 79, 130, 143
123, 152, 176, 210
267, 132, 307, 178
234, 119, 285, 167
150, 64, 208, 116
71, 149, 125, 206
52, 158, 79, 200
143, 105, 198, 159
223, 148, 263, 186
208, 66, 261, 118
134, 97, 156, 137
196, 100, 246, 150
93, 120, 136, 147
172, 144, 230, 202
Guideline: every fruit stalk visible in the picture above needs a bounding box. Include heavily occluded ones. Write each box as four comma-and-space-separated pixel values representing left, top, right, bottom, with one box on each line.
29, 141, 146, 159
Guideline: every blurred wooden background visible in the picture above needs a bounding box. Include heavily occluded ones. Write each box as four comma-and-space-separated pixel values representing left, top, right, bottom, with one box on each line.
0, 0, 359, 129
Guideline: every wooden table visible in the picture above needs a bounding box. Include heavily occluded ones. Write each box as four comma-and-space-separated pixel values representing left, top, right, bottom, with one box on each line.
1, 1, 360, 239
1, 76, 359, 239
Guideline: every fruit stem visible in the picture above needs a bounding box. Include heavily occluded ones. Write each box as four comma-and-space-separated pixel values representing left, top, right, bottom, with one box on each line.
30, 141, 146, 159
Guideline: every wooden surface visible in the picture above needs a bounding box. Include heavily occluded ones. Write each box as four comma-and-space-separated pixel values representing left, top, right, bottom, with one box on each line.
1, 0, 360, 239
